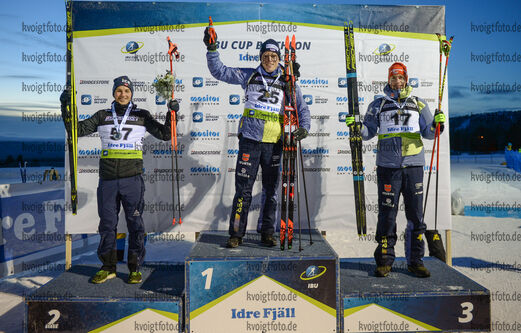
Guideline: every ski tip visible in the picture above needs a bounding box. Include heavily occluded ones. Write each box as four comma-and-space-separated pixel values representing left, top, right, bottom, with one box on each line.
179, 218, 183, 225
172, 218, 176, 225
285, 35, 290, 47
291, 35, 296, 48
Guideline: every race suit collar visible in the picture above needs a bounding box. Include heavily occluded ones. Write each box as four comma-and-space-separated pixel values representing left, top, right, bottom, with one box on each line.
384, 84, 412, 101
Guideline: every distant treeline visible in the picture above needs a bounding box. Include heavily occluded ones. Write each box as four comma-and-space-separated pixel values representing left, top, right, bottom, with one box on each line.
450, 110, 521, 153
0, 139, 64, 168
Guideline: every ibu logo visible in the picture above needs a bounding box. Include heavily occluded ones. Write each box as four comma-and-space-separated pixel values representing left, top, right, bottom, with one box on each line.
300, 265, 327, 280
121, 41, 144, 54
155, 95, 166, 105
193, 112, 203, 123
338, 112, 348, 122
374, 43, 395, 56
338, 77, 347, 88
409, 78, 419, 88
192, 77, 203, 87
229, 94, 241, 105
81, 95, 92, 105
304, 95, 313, 105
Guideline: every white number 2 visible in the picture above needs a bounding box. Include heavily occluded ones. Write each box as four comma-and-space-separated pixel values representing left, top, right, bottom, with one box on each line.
45, 309, 60, 329
201, 268, 213, 290
458, 302, 474, 323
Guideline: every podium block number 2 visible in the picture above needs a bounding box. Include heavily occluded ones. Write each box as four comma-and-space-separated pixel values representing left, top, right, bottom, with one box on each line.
45, 309, 60, 329
201, 267, 214, 290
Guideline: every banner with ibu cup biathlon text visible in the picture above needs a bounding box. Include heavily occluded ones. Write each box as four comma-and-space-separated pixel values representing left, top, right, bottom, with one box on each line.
65, 2, 450, 234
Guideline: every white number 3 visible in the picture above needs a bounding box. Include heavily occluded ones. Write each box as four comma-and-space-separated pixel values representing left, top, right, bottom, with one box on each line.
458, 302, 473, 323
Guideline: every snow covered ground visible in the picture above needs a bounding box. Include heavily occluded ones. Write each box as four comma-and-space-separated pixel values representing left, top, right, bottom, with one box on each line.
1, 154, 520, 332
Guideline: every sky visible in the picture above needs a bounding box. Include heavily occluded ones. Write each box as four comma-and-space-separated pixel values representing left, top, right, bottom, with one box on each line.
0, 0, 520, 140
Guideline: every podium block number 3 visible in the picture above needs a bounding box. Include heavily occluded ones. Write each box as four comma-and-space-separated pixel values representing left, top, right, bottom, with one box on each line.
458, 302, 473, 323
201, 268, 214, 290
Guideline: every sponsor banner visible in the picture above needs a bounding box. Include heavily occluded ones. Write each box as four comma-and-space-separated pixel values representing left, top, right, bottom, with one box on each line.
67, 3, 449, 233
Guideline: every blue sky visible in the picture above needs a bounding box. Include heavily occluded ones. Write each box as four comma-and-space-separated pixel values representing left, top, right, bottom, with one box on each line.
0, 0, 520, 140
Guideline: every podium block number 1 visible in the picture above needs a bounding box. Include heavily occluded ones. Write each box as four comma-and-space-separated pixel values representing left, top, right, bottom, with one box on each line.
201, 267, 214, 290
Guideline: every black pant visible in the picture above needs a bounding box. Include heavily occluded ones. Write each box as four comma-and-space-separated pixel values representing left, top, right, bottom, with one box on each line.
229, 137, 282, 238
374, 166, 426, 266
97, 175, 145, 272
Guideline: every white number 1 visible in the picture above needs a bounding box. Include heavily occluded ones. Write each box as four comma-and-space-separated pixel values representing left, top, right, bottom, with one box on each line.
201, 268, 213, 290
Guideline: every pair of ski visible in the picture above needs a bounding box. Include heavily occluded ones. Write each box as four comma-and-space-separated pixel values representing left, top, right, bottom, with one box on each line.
63, 0, 183, 224
280, 35, 312, 251
344, 21, 454, 245
344, 22, 367, 237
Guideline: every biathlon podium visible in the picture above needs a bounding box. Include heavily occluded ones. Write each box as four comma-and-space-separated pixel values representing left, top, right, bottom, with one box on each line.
341, 258, 491, 332
25, 263, 184, 332
25, 230, 490, 332
185, 230, 339, 333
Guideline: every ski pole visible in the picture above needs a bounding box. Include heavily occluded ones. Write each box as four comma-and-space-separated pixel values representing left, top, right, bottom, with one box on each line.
434, 35, 453, 229
167, 36, 182, 225
288, 35, 312, 245
424, 34, 453, 225
208, 16, 216, 44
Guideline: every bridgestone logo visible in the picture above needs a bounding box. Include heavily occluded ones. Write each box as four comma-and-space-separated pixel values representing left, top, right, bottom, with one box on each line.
308, 132, 330, 137
190, 150, 221, 155
311, 115, 330, 120
304, 168, 330, 172
79, 80, 110, 85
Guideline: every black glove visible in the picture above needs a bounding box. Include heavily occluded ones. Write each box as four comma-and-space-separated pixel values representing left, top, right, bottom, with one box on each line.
165, 108, 172, 125
292, 127, 308, 141
283, 62, 300, 82
293, 62, 301, 79
59, 89, 70, 106
203, 27, 218, 51
168, 99, 180, 112
59, 90, 71, 131
433, 108, 445, 134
